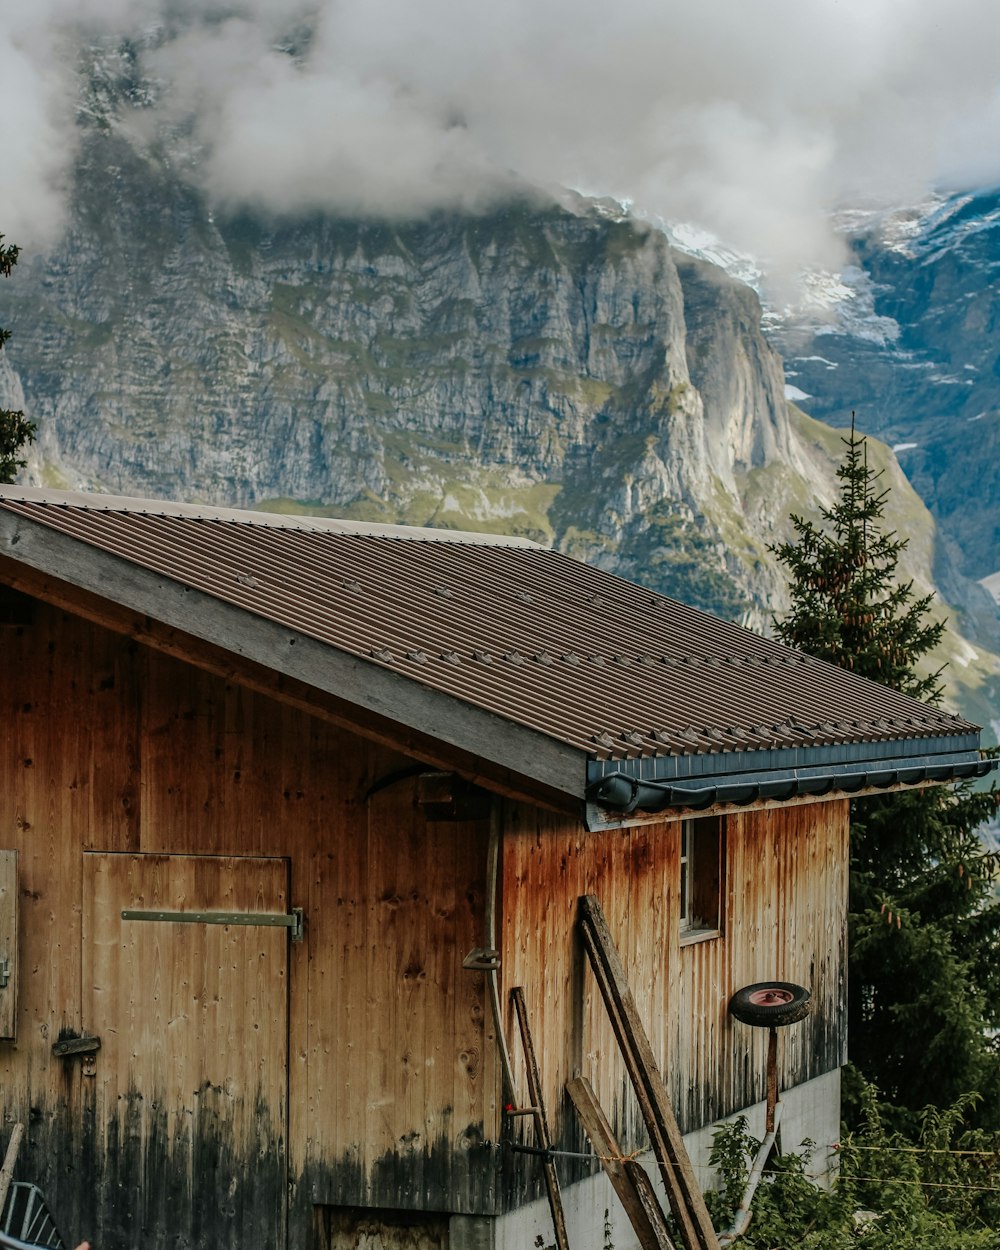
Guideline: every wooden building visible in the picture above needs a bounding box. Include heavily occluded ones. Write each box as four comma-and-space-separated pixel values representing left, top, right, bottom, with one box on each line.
0, 486, 991, 1250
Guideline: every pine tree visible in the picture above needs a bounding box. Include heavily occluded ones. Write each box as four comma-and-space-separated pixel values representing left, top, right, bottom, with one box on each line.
770, 420, 944, 698
771, 420, 1000, 1129
0, 234, 35, 485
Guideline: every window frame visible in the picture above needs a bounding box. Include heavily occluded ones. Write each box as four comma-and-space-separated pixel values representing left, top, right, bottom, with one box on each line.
678, 814, 725, 945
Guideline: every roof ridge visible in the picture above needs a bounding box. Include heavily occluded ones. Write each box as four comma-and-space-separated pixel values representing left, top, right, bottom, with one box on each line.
0, 486, 543, 550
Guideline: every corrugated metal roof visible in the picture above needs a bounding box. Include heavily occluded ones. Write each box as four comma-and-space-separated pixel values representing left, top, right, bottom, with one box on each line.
0, 487, 979, 764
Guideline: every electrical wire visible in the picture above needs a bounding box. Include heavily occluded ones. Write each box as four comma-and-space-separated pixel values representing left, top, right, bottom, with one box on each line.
834, 1143, 999, 1158
836, 1175, 1000, 1194
502, 1135, 1000, 1192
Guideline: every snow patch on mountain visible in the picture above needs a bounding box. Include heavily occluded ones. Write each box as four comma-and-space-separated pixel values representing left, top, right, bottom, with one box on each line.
659, 221, 765, 292
661, 220, 902, 346
980, 571, 1000, 605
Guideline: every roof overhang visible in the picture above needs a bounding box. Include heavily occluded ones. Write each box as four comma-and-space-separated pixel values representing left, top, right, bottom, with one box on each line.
0, 503, 586, 811
1, 491, 994, 828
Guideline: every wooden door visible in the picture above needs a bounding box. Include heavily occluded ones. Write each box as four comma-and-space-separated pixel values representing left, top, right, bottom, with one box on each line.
83, 853, 290, 1250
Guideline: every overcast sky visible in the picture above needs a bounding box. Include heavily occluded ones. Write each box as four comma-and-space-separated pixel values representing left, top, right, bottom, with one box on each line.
4, 0, 1000, 279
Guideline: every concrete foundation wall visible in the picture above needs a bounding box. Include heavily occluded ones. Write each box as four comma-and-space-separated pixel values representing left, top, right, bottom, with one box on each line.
454, 1068, 841, 1250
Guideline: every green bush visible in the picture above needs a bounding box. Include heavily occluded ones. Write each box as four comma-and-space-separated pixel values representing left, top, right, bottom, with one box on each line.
704, 1080, 1000, 1248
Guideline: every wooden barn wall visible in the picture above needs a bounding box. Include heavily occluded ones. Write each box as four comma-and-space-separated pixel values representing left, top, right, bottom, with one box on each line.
499, 798, 848, 1208
0, 602, 496, 1248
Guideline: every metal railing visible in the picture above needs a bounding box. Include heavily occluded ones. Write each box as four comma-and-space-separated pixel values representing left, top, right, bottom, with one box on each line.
0, 1183, 66, 1249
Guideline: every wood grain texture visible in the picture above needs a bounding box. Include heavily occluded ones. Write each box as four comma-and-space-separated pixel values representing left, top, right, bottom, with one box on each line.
0, 608, 139, 1231
567, 1076, 673, 1250
0, 588, 849, 1245
0, 851, 19, 1039
83, 852, 290, 1250
500, 796, 849, 1207
0, 600, 495, 1248
579, 893, 718, 1250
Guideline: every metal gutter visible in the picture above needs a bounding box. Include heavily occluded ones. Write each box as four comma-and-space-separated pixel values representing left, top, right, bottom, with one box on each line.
586, 751, 998, 823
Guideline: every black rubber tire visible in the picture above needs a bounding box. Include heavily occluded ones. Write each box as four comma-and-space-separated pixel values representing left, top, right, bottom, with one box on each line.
728, 981, 811, 1028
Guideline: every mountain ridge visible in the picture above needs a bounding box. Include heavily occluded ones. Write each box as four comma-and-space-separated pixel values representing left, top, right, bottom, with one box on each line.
3, 56, 998, 729
768, 189, 1000, 589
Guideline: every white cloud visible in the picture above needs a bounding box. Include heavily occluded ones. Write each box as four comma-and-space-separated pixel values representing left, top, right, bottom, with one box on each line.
3, 0, 1000, 279
0, 30, 73, 246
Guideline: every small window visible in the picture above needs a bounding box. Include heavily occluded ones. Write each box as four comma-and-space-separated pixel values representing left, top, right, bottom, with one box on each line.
679, 815, 724, 942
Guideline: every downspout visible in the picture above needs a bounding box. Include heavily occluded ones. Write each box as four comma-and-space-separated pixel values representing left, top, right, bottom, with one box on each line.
719, 1026, 785, 1246
718, 1101, 784, 1246
486, 804, 517, 1101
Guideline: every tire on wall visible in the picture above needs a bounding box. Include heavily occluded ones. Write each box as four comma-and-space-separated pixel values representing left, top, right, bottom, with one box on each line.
728, 982, 811, 1028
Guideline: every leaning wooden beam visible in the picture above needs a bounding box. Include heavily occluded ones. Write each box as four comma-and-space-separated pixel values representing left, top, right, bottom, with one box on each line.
567, 1076, 676, 1250
0, 1123, 24, 1223
511, 987, 571, 1250
627, 1156, 679, 1250
578, 912, 703, 1250
578, 894, 720, 1250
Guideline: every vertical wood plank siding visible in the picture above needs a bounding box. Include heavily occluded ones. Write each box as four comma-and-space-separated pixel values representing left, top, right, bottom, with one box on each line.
0, 604, 494, 1247
500, 799, 848, 1206
0, 598, 849, 1243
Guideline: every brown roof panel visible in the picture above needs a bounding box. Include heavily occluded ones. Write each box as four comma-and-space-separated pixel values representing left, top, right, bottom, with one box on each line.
0, 488, 981, 772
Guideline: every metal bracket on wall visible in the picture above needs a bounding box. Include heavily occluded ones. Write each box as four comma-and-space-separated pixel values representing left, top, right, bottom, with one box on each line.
462, 947, 500, 971
122, 906, 305, 942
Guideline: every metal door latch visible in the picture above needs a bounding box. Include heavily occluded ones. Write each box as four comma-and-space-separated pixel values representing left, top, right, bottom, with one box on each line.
0, 957, 10, 988
122, 906, 305, 942
51, 1034, 101, 1078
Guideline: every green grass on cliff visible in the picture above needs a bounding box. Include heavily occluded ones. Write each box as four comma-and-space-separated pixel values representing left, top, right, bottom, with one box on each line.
256, 465, 561, 545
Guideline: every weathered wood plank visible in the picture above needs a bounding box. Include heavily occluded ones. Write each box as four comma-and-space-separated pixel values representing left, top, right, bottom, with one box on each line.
579, 903, 704, 1250
627, 1160, 679, 1250
0, 1122, 24, 1222
567, 1077, 673, 1250
0, 850, 18, 1040
579, 893, 719, 1250
450, 815, 497, 1213
511, 987, 569, 1250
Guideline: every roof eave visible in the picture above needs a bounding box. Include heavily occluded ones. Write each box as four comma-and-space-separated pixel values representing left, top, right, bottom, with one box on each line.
586, 746, 996, 829
0, 506, 586, 807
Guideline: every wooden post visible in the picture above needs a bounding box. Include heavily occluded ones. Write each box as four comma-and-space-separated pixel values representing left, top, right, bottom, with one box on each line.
0, 851, 18, 1041
578, 894, 719, 1250
0, 1123, 24, 1222
765, 1028, 778, 1136
567, 1077, 675, 1250
511, 987, 570, 1250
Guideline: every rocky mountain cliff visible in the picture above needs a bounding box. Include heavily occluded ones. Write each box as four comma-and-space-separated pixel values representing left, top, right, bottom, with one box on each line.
3, 44, 999, 726
770, 191, 1000, 587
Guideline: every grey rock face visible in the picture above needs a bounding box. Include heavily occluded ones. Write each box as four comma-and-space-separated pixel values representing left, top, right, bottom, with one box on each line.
4, 112, 815, 622
771, 190, 1000, 585
4, 50, 986, 682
